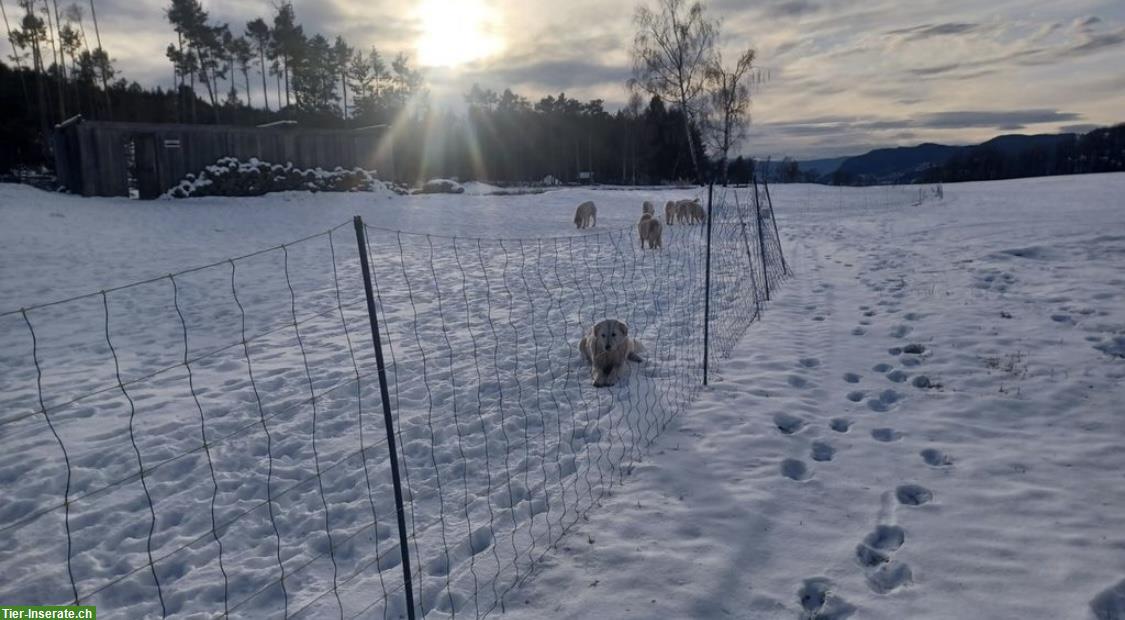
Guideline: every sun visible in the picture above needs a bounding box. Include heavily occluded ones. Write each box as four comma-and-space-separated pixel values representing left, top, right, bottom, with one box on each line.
416, 0, 503, 67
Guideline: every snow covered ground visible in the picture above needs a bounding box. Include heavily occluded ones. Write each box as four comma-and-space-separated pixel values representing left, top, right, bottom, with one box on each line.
1, 174, 1124, 619
502, 173, 1125, 620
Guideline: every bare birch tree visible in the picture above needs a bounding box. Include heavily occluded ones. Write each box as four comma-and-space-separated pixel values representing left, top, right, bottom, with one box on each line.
631, 0, 716, 184
705, 47, 754, 185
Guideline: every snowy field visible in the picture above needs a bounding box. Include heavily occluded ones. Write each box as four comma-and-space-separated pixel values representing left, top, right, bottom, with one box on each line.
2, 174, 1124, 619
0, 181, 771, 618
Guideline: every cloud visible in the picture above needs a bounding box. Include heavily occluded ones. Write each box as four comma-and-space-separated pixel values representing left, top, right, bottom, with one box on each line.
887, 22, 979, 40
909, 63, 961, 76
460, 60, 630, 91
1059, 28, 1125, 57
916, 109, 1082, 129
765, 0, 821, 18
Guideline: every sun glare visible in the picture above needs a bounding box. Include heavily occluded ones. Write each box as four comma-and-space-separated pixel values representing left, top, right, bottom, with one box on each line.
416, 0, 503, 67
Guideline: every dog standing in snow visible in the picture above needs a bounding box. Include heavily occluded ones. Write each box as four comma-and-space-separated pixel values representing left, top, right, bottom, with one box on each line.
574, 200, 597, 229
642, 200, 655, 216
638, 213, 663, 249
665, 200, 677, 225
579, 319, 644, 387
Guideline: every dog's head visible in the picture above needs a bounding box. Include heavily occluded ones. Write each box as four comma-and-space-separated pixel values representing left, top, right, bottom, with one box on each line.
591, 319, 628, 353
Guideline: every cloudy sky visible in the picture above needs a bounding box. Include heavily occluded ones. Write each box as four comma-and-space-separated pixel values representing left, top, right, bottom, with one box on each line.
6, 0, 1124, 158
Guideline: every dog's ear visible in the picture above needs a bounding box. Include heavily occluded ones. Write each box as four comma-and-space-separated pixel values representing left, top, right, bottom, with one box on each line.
616, 320, 629, 335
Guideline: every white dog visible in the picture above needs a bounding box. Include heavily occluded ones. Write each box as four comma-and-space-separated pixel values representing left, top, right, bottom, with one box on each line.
579, 319, 644, 387
665, 200, 677, 225
689, 200, 705, 224
574, 200, 597, 229
638, 213, 663, 249
675, 199, 703, 224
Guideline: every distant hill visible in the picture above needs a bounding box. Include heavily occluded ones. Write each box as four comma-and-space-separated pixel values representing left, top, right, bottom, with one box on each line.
804, 132, 1085, 184
797, 157, 849, 176
835, 143, 961, 182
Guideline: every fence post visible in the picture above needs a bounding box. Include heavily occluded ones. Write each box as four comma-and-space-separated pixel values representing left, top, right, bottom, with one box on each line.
703, 182, 714, 386
353, 216, 417, 620
752, 176, 771, 301
760, 175, 789, 275
733, 190, 763, 321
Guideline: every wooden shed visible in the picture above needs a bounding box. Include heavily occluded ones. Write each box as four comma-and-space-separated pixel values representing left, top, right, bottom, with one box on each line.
53, 119, 394, 199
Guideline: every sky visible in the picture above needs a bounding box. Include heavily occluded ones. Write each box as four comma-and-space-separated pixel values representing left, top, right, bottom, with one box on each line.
4, 0, 1124, 159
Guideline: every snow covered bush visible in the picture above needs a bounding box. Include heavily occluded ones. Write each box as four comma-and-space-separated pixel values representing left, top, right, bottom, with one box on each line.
164, 157, 395, 198
414, 178, 465, 194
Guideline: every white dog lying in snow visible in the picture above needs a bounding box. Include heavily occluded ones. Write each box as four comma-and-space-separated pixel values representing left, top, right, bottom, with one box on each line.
579, 319, 645, 387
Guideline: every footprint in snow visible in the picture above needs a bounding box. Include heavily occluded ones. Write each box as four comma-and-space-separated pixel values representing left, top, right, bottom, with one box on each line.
1090, 579, 1125, 620
774, 413, 806, 435
843, 372, 861, 383
798, 577, 856, 620
889, 324, 912, 338
871, 428, 902, 442
811, 441, 835, 462
781, 459, 812, 481
895, 484, 933, 506
920, 448, 953, 467
830, 418, 852, 433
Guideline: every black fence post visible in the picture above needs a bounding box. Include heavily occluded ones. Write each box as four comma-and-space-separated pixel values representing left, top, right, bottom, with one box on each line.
703, 182, 714, 386
752, 176, 771, 301
760, 175, 789, 275
733, 190, 762, 321
353, 216, 417, 620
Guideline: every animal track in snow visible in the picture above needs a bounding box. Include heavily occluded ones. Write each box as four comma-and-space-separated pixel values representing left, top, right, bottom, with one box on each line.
1090, 579, 1125, 620
843, 372, 861, 383
867, 390, 901, 412
920, 448, 953, 467
886, 370, 909, 383
789, 375, 811, 388
781, 458, 812, 481
811, 441, 835, 462
852, 327, 867, 336
895, 484, 933, 506
774, 413, 806, 435
798, 577, 856, 620
855, 525, 906, 567
866, 561, 913, 594
847, 391, 865, 403
871, 428, 902, 442
830, 418, 852, 433
799, 357, 821, 368
872, 363, 892, 373
889, 325, 912, 339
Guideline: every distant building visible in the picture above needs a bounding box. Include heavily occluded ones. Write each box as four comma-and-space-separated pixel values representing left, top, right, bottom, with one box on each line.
53, 118, 393, 199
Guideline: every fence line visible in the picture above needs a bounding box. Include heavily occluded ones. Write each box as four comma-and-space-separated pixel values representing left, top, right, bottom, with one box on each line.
0, 186, 789, 618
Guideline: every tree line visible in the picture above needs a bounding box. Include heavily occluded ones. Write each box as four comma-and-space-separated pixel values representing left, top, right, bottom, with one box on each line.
918, 125, 1125, 183
3, 0, 766, 185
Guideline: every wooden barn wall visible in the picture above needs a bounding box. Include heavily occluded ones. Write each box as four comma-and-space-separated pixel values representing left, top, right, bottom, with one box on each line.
54, 122, 394, 198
